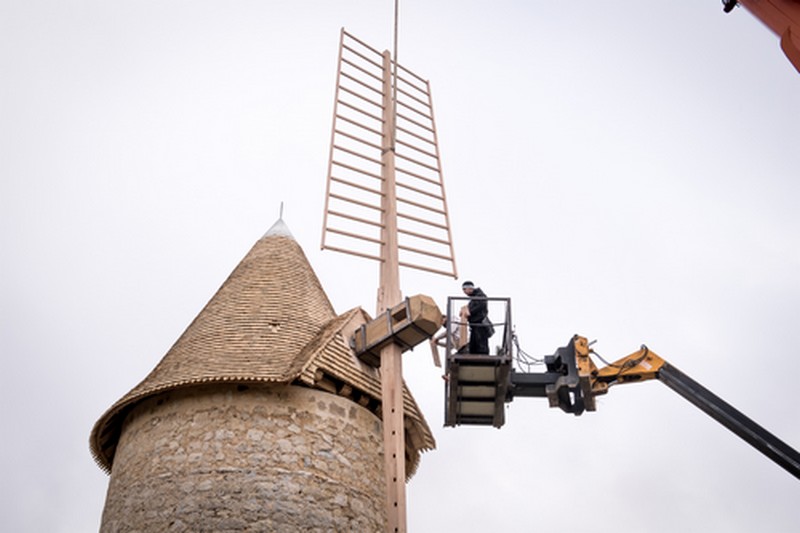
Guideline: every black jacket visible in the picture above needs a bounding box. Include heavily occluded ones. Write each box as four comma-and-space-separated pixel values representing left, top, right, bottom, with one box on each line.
467, 287, 488, 324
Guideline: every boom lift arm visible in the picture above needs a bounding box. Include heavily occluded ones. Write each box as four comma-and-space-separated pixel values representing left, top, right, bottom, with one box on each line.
510, 335, 800, 479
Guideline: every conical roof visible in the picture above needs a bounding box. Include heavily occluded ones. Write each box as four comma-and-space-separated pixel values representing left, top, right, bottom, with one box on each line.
90, 220, 435, 475
128, 218, 336, 385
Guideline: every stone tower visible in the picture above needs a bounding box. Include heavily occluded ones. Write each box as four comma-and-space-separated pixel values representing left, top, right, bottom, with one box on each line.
90, 219, 435, 532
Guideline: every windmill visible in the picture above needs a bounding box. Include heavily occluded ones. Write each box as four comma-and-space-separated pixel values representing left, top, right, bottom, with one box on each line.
321, 27, 456, 532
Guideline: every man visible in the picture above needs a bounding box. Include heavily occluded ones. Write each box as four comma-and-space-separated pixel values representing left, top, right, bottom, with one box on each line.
461, 280, 490, 354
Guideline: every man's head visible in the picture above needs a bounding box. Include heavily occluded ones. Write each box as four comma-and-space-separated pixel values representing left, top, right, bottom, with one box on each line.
462, 280, 475, 296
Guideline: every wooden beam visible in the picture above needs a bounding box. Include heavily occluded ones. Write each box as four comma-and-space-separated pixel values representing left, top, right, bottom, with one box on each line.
378, 47, 406, 533
338, 383, 354, 400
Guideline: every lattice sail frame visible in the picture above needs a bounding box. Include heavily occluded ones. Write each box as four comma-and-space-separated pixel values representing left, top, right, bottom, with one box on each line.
321, 29, 457, 279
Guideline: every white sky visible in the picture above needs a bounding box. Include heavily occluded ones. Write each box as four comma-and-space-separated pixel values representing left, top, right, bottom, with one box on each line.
2, 1, 799, 532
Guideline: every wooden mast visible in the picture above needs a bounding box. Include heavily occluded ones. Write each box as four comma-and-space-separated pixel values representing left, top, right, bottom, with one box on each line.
320, 25, 458, 532
377, 47, 406, 533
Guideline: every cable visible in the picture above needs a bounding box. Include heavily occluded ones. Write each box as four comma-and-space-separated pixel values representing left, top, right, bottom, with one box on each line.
591, 345, 650, 382
590, 348, 616, 368
512, 332, 545, 372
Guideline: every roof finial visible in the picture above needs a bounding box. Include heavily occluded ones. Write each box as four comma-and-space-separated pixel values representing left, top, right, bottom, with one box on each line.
264, 202, 294, 239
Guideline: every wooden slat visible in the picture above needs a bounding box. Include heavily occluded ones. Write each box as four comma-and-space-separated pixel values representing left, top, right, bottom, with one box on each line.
329, 192, 382, 212
397, 261, 455, 278
397, 227, 450, 246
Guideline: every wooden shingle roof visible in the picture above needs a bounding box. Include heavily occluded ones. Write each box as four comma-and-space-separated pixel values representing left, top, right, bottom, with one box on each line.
90, 219, 435, 476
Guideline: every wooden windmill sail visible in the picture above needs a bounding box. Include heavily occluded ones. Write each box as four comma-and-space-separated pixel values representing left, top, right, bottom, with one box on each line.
320, 28, 456, 533
321, 29, 457, 282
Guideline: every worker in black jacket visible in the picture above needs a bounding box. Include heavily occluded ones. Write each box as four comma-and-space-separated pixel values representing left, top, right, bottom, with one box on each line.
461, 280, 490, 354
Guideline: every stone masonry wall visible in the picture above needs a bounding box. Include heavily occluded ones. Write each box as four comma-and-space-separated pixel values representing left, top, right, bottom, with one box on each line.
100, 383, 385, 532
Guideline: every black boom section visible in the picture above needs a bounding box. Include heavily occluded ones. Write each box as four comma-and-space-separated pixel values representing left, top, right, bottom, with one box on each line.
658, 362, 800, 480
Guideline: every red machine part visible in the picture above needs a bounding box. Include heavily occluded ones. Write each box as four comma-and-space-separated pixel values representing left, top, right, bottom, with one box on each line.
739, 0, 800, 72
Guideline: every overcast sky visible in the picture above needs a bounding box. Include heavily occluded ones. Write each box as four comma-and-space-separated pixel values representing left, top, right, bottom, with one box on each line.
2, 1, 799, 532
